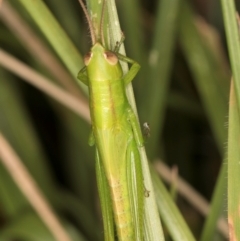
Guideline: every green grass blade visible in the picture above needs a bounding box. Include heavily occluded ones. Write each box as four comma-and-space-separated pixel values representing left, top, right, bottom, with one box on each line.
0, 70, 58, 210
140, 150, 165, 241
199, 160, 227, 241
59, 113, 95, 206
1, 2, 77, 92
220, 1, 240, 238
221, 0, 240, 107
0, 132, 73, 241
0, 211, 57, 241
227, 81, 240, 239
44, 0, 83, 48
139, 0, 181, 159
58, 191, 102, 241
179, 2, 229, 239
15, 0, 86, 92
152, 169, 196, 241
155, 161, 228, 240
179, 1, 228, 153
0, 211, 86, 241
117, 0, 146, 64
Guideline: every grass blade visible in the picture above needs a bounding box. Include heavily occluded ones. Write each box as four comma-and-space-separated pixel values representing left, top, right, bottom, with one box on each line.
0, 49, 90, 122
16, 0, 86, 92
139, 0, 181, 159
152, 168, 196, 241
227, 81, 240, 240
221, 0, 240, 107
0, 133, 71, 241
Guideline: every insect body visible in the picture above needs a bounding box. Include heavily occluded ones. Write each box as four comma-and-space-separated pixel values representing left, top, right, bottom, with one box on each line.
77, 1, 144, 240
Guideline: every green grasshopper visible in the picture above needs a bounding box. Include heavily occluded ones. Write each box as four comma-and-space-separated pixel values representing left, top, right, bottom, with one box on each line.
77, 0, 144, 240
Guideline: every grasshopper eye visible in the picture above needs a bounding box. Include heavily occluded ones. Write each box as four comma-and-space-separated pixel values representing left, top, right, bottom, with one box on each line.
84, 52, 92, 65
104, 51, 118, 65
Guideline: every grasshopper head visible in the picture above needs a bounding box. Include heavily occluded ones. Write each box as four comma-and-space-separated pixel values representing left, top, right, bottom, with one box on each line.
84, 43, 123, 81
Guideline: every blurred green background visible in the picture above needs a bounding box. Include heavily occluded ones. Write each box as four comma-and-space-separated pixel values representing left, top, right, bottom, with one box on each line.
0, 0, 234, 240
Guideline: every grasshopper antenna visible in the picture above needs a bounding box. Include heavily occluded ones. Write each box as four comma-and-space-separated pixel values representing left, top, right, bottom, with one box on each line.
78, 0, 96, 44
100, 0, 106, 47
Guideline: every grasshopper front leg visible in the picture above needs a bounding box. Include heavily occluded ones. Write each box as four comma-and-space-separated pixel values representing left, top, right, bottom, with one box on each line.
117, 54, 141, 86
77, 66, 89, 86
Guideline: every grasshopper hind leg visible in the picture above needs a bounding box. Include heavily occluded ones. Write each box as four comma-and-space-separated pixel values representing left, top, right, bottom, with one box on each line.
96, 150, 115, 241
126, 139, 144, 241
